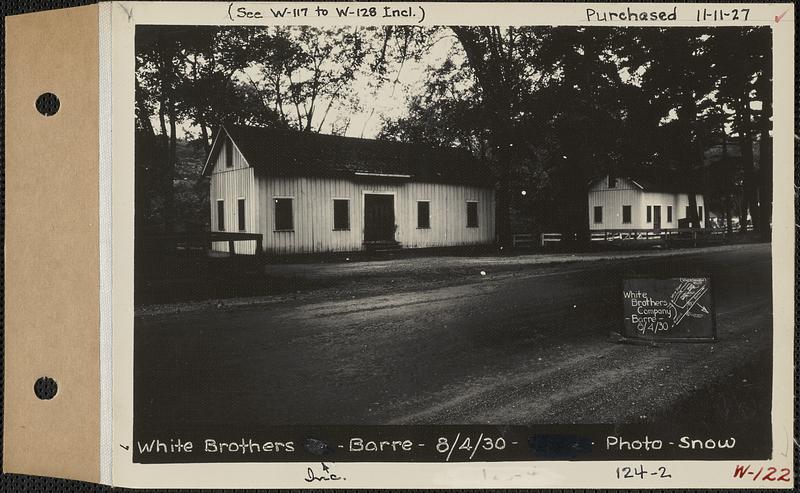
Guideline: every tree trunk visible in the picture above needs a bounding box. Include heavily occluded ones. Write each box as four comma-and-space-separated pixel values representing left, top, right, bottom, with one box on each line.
451, 27, 516, 248
495, 175, 511, 248
758, 122, 772, 240
678, 94, 701, 229
756, 60, 772, 241
722, 139, 734, 235
198, 114, 211, 157
738, 95, 758, 233
738, 194, 749, 233
159, 49, 177, 234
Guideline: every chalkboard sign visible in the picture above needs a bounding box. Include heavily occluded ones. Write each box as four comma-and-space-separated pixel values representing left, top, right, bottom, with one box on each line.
622, 277, 716, 342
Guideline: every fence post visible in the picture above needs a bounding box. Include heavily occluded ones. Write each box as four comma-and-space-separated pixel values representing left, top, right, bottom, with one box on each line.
228, 239, 236, 256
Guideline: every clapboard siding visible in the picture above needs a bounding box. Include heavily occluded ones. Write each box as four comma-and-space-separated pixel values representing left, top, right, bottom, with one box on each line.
206, 127, 496, 255
588, 189, 707, 230
588, 189, 642, 230
589, 181, 706, 230
642, 192, 677, 228
257, 176, 495, 254
208, 140, 258, 254
641, 192, 705, 228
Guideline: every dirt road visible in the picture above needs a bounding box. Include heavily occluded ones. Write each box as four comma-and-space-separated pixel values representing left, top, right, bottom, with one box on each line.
135, 243, 772, 429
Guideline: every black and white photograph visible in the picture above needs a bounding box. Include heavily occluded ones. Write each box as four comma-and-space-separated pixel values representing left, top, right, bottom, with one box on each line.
132, 22, 775, 463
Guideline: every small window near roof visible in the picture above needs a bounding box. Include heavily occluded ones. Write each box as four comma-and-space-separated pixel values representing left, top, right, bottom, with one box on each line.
608, 176, 617, 188
333, 199, 349, 230
417, 201, 430, 229
225, 138, 233, 168
466, 201, 479, 228
274, 198, 294, 231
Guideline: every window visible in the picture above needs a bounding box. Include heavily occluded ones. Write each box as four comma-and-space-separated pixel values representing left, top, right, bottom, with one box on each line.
237, 198, 246, 231
466, 201, 479, 228
699, 205, 704, 221
593, 206, 603, 224
274, 198, 294, 231
608, 176, 617, 188
417, 201, 430, 229
667, 205, 673, 223
333, 199, 349, 230
225, 138, 233, 168
216, 200, 225, 231
646, 205, 652, 223
622, 205, 631, 224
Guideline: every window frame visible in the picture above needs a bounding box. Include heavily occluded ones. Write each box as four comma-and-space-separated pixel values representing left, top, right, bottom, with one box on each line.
216, 199, 225, 231
622, 205, 632, 224
466, 200, 479, 228
237, 197, 246, 232
273, 196, 295, 232
592, 205, 603, 224
593, 205, 603, 224
332, 198, 350, 231
417, 200, 431, 229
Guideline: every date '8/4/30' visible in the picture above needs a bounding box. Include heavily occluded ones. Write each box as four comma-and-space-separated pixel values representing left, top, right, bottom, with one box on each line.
616, 464, 672, 480
437, 433, 507, 461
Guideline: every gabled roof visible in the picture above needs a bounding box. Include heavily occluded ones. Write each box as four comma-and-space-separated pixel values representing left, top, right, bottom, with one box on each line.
202, 124, 493, 187
589, 167, 699, 194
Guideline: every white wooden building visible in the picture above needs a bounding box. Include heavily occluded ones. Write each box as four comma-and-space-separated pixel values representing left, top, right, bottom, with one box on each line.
587, 173, 706, 231
201, 125, 496, 255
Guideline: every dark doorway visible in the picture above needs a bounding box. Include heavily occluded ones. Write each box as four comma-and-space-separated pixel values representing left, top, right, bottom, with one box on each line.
653, 205, 662, 231
364, 194, 395, 242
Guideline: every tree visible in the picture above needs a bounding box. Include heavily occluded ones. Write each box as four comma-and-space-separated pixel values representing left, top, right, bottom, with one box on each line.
712, 28, 771, 235
246, 27, 369, 133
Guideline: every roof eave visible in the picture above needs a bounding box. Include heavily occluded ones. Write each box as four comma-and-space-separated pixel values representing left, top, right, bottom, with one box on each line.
201, 126, 227, 176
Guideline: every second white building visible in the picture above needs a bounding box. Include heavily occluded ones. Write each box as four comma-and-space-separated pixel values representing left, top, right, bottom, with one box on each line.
588, 173, 706, 231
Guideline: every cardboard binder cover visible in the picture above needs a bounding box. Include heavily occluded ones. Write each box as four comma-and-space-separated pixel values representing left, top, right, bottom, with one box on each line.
4, 4, 101, 483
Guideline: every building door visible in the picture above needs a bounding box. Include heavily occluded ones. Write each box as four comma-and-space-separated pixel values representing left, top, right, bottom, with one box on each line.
653, 205, 662, 231
364, 194, 395, 242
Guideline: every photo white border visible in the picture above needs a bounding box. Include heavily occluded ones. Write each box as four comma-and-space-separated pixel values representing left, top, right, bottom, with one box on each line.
111, 2, 795, 488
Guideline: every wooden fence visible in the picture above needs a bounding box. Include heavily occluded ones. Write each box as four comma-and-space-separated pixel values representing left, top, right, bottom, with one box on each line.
528, 228, 729, 247
510, 229, 739, 249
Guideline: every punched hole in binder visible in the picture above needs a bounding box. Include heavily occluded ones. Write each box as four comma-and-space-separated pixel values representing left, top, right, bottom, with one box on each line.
34, 376, 58, 400
35, 93, 60, 116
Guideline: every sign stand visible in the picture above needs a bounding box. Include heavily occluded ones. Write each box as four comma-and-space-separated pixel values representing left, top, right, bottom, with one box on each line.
618, 276, 717, 343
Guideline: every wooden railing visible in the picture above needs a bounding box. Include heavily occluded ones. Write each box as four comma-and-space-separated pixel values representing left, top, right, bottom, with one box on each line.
532, 228, 729, 247
589, 228, 726, 241
512, 233, 536, 248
